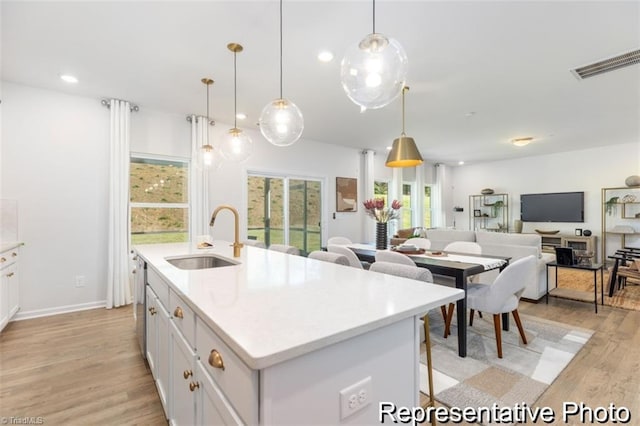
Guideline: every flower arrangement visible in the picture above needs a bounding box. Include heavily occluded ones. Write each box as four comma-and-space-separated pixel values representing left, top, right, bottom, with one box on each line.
363, 198, 402, 223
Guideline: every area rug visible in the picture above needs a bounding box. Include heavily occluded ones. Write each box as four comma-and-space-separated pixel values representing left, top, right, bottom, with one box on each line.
550, 268, 640, 311
420, 311, 593, 426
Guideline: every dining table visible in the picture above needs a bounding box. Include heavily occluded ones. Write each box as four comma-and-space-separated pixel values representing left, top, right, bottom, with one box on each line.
347, 244, 510, 358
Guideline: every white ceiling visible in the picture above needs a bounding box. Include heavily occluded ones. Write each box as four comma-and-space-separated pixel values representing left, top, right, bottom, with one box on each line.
2, 1, 639, 165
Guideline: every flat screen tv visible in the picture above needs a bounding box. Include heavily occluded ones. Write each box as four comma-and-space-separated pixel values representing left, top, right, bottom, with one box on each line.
520, 192, 584, 222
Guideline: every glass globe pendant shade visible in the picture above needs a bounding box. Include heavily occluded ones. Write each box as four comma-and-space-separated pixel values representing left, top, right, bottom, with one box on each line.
199, 144, 214, 168
220, 128, 252, 163
340, 33, 408, 110
259, 98, 304, 147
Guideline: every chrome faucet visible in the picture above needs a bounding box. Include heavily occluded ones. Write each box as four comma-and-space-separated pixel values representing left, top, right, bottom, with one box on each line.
210, 205, 243, 257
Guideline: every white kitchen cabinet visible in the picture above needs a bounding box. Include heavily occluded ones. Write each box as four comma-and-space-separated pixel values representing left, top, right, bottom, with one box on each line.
145, 287, 159, 376
0, 246, 20, 332
170, 320, 197, 426
146, 284, 170, 418
196, 361, 243, 425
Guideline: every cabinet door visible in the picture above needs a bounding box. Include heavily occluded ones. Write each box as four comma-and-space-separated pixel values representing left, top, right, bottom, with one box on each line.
6, 263, 19, 319
145, 287, 158, 375
0, 267, 9, 331
156, 302, 170, 418
170, 321, 196, 426
196, 361, 243, 425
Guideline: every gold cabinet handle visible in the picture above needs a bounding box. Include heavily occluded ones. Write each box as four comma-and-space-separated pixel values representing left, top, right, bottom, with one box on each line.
174, 306, 184, 319
132, 269, 137, 274
148, 307, 157, 315
0, 257, 5, 263
189, 381, 200, 392
208, 350, 225, 370
7, 272, 14, 278
11, 252, 17, 258
183, 370, 193, 379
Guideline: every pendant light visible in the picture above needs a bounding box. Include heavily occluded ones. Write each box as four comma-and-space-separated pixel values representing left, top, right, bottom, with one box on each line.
220, 43, 252, 162
259, 0, 304, 147
385, 86, 423, 167
340, 0, 408, 111
200, 78, 214, 168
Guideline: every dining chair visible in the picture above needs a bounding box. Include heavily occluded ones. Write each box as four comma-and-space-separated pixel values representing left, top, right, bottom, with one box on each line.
243, 239, 266, 248
408, 237, 431, 250
327, 244, 366, 269
268, 244, 300, 256
439, 241, 483, 337
308, 250, 350, 266
375, 250, 416, 266
467, 255, 536, 358
327, 236, 352, 245
368, 261, 439, 425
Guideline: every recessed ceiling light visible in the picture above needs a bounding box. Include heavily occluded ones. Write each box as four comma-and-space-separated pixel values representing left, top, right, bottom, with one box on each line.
60, 74, 78, 84
317, 50, 334, 62
236, 113, 247, 120
512, 137, 533, 147
464, 111, 476, 117
458, 161, 465, 165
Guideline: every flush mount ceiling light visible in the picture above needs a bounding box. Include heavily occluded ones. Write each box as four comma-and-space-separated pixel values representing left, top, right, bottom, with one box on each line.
220, 43, 253, 162
340, 0, 408, 111
259, 0, 304, 147
512, 137, 533, 147
200, 78, 215, 169
317, 50, 334, 63
386, 86, 423, 168
60, 74, 78, 83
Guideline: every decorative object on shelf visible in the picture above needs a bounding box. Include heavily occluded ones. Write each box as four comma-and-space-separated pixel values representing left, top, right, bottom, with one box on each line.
336, 177, 358, 212
575, 228, 583, 236
385, 86, 423, 167
491, 200, 505, 217
514, 219, 523, 233
199, 78, 215, 169
605, 196, 619, 215
220, 43, 253, 162
621, 194, 637, 203
481, 188, 494, 195
473, 209, 481, 217
625, 175, 640, 187
611, 225, 635, 234
340, 0, 408, 111
259, 0, 304, 147
583, 229, 592, 236
535, 229, 560, 235
363, 198, 402, 250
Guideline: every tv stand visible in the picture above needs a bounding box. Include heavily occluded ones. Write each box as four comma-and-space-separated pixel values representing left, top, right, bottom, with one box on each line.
538, 234, 597, 261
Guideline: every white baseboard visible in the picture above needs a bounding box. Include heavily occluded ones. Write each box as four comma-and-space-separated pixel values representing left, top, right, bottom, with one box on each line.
13, 300, 108, 321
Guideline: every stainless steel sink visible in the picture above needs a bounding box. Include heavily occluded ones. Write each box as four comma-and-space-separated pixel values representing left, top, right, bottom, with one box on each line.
165, 255, 238, 270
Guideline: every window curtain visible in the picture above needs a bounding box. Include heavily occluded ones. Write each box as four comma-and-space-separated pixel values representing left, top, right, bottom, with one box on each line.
106, 99, 132, 309
190, 115, 210, 239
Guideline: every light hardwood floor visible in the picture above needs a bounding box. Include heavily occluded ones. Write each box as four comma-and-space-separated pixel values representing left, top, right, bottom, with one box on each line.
1, 298, 639, 425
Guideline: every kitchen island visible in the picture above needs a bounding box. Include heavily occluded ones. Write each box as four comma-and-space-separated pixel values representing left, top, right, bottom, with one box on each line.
135, 241, 463, 425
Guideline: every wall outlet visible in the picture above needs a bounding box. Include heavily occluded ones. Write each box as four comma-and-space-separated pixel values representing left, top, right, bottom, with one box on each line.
339, 376, 372, 419
75, 275, 86, 288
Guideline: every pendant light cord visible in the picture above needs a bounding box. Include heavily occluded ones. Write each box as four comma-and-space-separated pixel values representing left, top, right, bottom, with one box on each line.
233, 51, 238, 128
279, 0, 283, 99
401, 86, 407, 135
372, 0, 376, 34
206, 82, 210, 145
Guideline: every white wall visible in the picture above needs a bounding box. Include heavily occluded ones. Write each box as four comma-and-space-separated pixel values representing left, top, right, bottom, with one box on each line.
1, 82, 368, 316
451, 142, 640, 259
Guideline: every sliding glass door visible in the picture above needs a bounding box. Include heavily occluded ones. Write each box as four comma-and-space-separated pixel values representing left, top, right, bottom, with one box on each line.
247, 174, 322, 255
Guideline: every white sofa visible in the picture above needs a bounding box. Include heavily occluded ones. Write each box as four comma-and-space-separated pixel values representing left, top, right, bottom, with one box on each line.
423, 229, 555, 301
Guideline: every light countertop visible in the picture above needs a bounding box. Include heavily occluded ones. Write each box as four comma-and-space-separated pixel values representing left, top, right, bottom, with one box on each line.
135, 241, 464, 369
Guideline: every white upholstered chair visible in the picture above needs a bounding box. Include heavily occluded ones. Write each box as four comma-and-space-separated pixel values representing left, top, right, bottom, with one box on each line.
327, 236, 352, 245
407, 237, 431, 250
327, 245, 365, 269
467, 255, 536, 358
268, 244, 300, 256
375, 250, 416, 266
443, 241, 482, 255
308, 250, 350, 266
243, 239, 266, 248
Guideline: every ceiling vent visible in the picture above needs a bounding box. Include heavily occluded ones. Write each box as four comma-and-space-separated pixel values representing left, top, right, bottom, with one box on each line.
571, 49, 640, 80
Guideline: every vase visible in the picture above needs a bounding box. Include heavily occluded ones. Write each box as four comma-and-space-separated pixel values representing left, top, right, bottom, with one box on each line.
514, 220, 523, 234
376, 222, 388, 250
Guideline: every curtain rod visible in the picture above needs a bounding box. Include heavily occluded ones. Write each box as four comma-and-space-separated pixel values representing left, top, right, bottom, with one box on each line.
186, 115, 215, 126
101, 99, 139, 112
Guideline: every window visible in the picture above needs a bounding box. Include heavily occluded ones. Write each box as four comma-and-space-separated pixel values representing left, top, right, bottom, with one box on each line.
248, 173, 322, 256
374, 181, 389, 203
130, 155, 189, 244
402, 183, 413, 229
423, 185, 433, 228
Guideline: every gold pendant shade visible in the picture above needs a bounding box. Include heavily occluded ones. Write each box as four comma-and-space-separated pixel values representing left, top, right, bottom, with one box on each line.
386, 135, 423, 167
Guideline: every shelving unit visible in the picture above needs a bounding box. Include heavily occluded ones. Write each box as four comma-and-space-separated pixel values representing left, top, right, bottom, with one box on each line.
469, 193, 509, 232
539, 234, 597, 260
601, 186, 640, 261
